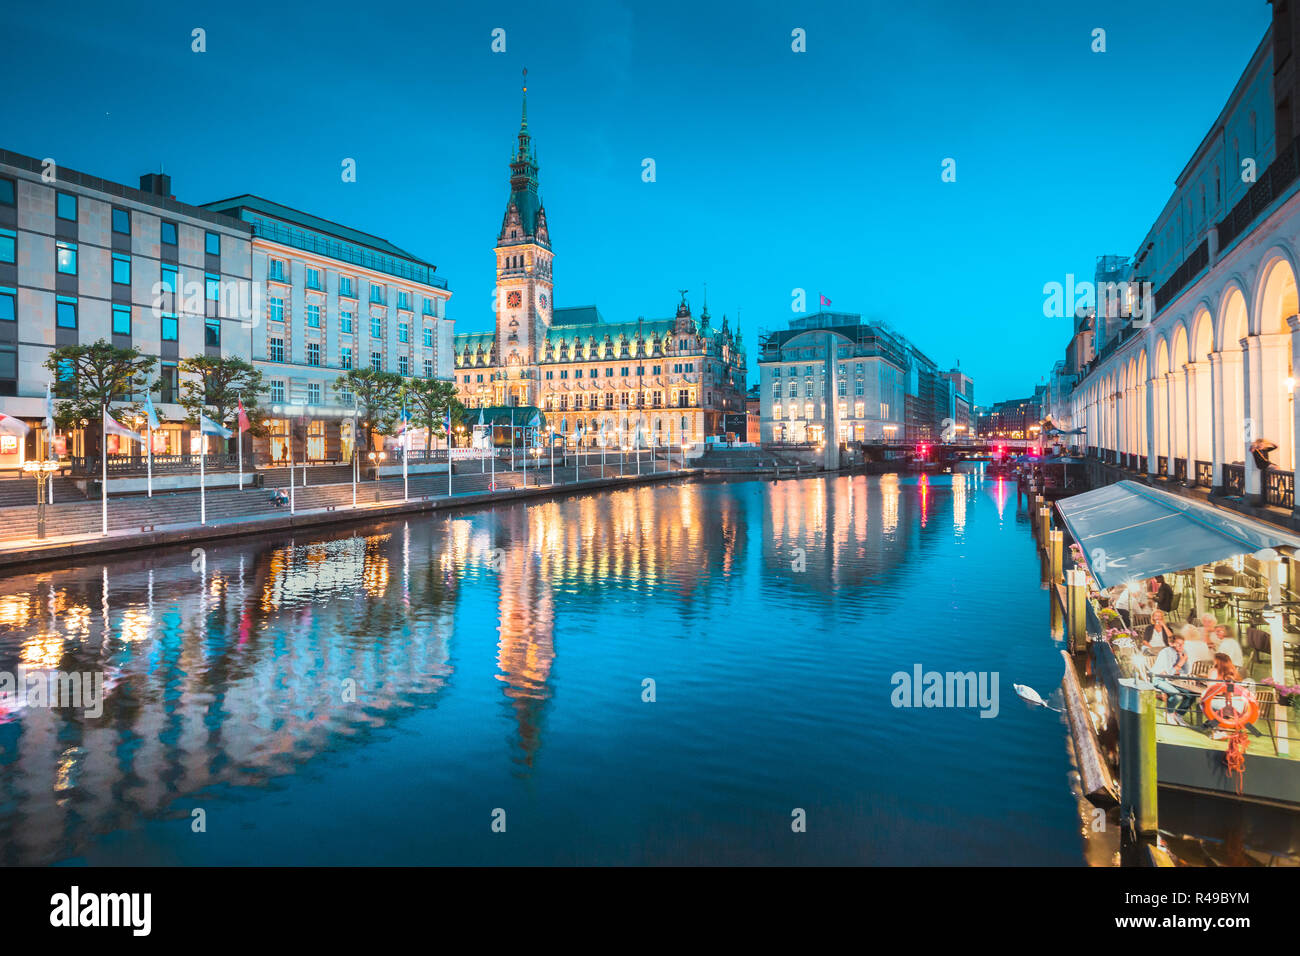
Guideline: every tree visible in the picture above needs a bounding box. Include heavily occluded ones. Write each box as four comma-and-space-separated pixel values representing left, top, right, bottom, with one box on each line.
44, 341, 156, 455
398, 378, 458, 451
334, 368, 402, 454
178, 356, 268, 452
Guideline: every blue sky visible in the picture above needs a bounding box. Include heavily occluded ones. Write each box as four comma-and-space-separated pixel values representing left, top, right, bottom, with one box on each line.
0, 0, 1274, 402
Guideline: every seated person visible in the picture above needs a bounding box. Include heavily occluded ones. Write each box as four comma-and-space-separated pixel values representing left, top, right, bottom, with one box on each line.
1142, 610, 1176, 652
1206, 624, 1244, 669
1151, 634, 1196, 726
270, 488, 289, 507
1206, 652, 1242, 684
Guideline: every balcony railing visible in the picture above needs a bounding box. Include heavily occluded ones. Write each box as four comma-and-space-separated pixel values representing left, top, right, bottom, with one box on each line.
1217, 133, 1300, 252
1153, 239, 1209, 313
1223, 463, 1245, 496
1195, 460, 1212, 487
1266, 468, 1295, 510
1174, 457, 1187, 482
250, 219, 449, 290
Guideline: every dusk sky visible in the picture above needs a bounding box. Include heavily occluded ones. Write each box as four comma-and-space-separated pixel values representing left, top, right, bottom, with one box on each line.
1, 0, 1273, 402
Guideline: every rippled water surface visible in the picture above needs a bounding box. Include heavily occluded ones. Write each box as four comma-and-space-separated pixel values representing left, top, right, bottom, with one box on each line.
0, 470, 1084, 865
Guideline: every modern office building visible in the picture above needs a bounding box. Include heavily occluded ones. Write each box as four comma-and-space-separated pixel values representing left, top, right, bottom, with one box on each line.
0, 149, 255, 467
201, 196, 455, 463
452, 83, 747, 448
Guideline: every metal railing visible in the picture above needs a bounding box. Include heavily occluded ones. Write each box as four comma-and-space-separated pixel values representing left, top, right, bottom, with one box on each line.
1223, 463, 1246, 496
1218, 133, 1300, 251
72, 453, 243, 475
1266, 468, 1295, 510
250, 219, 448, 290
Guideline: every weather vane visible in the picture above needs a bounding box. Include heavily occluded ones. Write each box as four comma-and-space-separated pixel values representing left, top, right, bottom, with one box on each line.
678, 288, 689, 305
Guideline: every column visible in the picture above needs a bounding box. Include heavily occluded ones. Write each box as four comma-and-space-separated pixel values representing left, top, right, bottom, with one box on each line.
1245, 334, 1263, 498
1208, 352, 1224, 492
1145, 372, 1157, 477
1183, 363, 1196, 484
1290, 315, 1300, 519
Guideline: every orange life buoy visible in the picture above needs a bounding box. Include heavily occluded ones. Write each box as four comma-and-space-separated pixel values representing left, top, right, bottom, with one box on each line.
1201, 682, 1260, 730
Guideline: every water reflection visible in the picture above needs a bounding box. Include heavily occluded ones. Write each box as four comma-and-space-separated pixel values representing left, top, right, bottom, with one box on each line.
0, 471, 1085, 865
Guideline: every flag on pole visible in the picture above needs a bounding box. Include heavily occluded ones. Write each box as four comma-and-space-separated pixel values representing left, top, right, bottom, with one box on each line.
143, 393, 161, 431
819, 294, 832, 306
0, 412, 30, 435
44, 381, 55, 433
199, 413, 232, 439
103, 412, 143, 443
236, 400, 250, 433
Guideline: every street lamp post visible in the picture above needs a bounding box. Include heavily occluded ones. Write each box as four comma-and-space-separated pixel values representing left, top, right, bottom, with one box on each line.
22, 460, 57, 539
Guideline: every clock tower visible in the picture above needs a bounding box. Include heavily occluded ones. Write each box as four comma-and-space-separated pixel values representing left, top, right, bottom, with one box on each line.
495, 69, 553, 407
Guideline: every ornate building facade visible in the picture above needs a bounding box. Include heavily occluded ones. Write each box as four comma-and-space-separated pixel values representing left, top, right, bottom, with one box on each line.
453, 83, 748, 448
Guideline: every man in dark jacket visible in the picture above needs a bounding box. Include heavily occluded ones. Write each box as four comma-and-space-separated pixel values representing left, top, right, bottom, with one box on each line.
1154, 575, 1174, 613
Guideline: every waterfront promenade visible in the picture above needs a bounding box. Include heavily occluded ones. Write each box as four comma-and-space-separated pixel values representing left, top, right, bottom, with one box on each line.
0, 455, 690, 570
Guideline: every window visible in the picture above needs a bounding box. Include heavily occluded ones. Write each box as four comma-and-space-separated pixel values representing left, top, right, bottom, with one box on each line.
56, 296, 77, 329
205, 231, 220, 256
56, 192, 76, 221
306, 303, 321, 328
161, 313, 178, 340
340, 310, 353, 333
112, 253, 131, 285
423, 326, 433, 348
308, 382, 321, 405
397, 291, 411, 310
270, 380, 285, 403
621, 367, 629, 376
205, 273, 220, 301
370, 284, 386, 305
205, 317, 221, 347
339, 388, 354, 406
56, 241, 77, 275
339, 276, 354, 297
398, 322, 409, 344
307, 342, 321, 366
371, 316, 382, 338
160, 364, 178, 403
270, 337, 285, 362
112, 208, 130, 234
112, 304, 131, 335
398, 355, 410, 376
605, 368, 613, 377
370, 351, 382, 371
575, 369, 583, 379
0, 287, 14, 321
269, 258, 286, 281
424, 358, 433, 378
423, 297, 435, 316
161, 264, 178, 295
269, 296, 284, 323
160, 221, 177, 245
306, 268, 322, 290
0, 229, 13, 264
341, 347, 353, 370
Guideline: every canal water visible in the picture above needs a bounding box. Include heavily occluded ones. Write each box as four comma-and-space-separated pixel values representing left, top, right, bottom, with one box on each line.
0, 470, 1092, 865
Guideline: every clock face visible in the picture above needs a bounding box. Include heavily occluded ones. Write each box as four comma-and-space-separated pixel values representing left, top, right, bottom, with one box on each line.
506, 290, 522, 309
539, 292, 548, 310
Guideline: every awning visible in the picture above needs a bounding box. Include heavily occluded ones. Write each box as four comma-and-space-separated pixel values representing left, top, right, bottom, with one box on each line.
1055, 479, 1300, 589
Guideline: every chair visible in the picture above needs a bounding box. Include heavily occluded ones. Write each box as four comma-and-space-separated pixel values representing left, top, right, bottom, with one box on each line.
1191, 659, 1212, 678
1132, 611, 1152, 629
1253, 686, 1280, 755
1246, 626, 1273, 673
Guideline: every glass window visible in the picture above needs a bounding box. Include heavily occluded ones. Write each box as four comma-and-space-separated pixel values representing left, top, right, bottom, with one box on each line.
205, 231, 220, 256
161, 314, 178, 340
0, 179, 14, 206
0, 229, 13, 264
112, 304, 131, 335
112, 208, 130, 234
307, 303, 321, 328
306, 268, 321, 290
398, 355, 410, 376
56, 241, 77, 275
308, 382, 321, 405
341, 347, 353, 370
370, 284, 385, 305
340, 310, 353, 334
423, 326, 433, 347
270, 380, 285, 403
339, 276, 354, 297
370, 351, 382, 371
398, 322, 409, 343
160, 221, 177, 245
307, 342, 321, 366
56, 192, 76, 221
0, 287, 14, 321
160, 264, 178, 294
205, 273, 220, 301
370, 316, 382, 338
269, 296, 284, 323
269, 258, 286, 281
270, 337, 285, 362
205, 317, 220, 347
424, 358, 433, 378
55, 296, 77, 328
423, 297, 434, 315
112, 253, 130, 285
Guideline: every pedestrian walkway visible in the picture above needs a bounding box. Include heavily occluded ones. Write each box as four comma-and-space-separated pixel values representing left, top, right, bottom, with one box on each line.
0, 456, 685, 561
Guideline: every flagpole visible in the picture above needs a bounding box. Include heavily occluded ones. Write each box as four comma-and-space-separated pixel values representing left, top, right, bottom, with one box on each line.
45, 379, 54, 505
146, 419, 152, 497
446, 411, 452, 498
289, 424, 295, 514
236, 393, 243, 491
401, 399, 409, 503
352, 394, 359, 510
100, 403, 108, 536
200, 430, 206, 525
